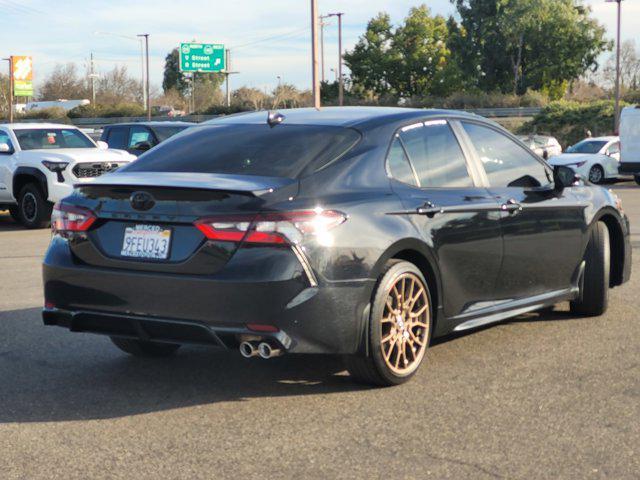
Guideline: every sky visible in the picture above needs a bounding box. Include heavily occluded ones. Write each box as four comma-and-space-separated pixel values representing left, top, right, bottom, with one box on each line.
1, 0, 638, 95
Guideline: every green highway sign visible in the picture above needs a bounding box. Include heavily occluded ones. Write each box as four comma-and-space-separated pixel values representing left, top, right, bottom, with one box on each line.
179, 43, 225, 72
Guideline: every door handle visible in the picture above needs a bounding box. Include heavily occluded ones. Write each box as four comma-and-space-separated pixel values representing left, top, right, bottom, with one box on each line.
501, 198, 522, 215
417, 201, 444, 217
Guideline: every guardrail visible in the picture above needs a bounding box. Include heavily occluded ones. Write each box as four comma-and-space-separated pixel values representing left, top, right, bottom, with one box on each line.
6, 107, 543, 129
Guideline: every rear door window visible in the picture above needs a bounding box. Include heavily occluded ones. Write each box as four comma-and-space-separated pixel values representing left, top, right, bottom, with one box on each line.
397, 120, 473, 188
123, 124, 361, 179
462, 122, 552, 188
106, 127, 129, 150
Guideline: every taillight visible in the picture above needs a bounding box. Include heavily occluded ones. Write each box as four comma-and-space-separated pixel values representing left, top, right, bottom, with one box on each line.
51, 203, 96, 234
195, 209, 347, 245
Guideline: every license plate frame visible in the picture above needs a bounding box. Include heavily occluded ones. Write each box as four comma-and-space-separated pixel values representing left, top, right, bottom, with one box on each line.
120, 224, 173, 260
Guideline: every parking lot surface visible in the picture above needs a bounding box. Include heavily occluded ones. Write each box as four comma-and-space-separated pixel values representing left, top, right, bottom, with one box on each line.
0, 181, 639, 479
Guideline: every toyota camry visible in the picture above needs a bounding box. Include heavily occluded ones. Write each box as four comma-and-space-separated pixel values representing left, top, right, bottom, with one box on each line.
42, 108, 632, 386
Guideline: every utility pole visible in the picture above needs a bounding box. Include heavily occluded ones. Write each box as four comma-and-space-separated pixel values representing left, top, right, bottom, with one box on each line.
137, 33, 151, 120
3, 57, 14, 123
607, 0, 624, 133
328, 12, 345, 106
311, 0, 321, 109
223, 49, 239, 108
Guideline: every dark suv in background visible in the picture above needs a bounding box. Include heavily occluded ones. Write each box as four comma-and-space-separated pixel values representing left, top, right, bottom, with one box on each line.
101, 121, 193, 156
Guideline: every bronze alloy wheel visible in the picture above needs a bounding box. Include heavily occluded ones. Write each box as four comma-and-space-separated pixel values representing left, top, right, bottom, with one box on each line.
380, 272, 430, 376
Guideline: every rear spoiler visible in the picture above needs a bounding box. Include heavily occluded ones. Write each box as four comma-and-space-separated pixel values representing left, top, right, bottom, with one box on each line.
76, 171, 296, 196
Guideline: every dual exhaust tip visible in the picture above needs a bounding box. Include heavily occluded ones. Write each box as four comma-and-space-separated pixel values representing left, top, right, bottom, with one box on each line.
239, 341, 282, 359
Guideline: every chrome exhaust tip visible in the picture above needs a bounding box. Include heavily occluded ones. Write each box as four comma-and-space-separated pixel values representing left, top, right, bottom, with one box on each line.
239, 341, 259, 358
258, 342, 282, 359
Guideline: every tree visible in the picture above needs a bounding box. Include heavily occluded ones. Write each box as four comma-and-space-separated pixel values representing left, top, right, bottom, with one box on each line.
233, 87, 269, 110
344, 6, 462, 98
390, 5, 462, 97
343, 13, 395, 95
95, 66, 142, 105
38, 63, 88, 100
603, 40, 640, 90
162, 48, 189, 95
449, 0, 513, 92
0, 74, 9, 118
452, 0, 610, 97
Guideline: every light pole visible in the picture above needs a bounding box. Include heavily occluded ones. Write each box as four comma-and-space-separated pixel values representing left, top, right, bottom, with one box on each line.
277, 75, 282, 88
311, 0, 321, 109
94, 31, 146, 110
3, 57, 13, 123
319, 15, 331, 83
327, 12, 345, 106
137, 33, 151, 120
607, 0, 624, 133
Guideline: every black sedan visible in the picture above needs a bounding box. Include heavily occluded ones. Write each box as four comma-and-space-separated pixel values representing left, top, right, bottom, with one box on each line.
42, 107, 632, 386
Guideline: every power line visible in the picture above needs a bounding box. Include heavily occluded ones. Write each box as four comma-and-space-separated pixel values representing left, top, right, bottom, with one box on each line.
230, 26, 309, 51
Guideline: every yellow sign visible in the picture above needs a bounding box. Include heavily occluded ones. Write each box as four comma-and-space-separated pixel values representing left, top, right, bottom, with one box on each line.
12, 56, 33, 97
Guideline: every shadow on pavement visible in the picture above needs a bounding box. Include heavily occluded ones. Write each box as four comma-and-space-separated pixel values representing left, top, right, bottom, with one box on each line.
0, 211, 24, 232
0, 305, 581, 424
0, 307, 366, 423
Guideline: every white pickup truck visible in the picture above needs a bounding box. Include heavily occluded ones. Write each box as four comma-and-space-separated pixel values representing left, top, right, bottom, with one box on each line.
0, 123, 136, 228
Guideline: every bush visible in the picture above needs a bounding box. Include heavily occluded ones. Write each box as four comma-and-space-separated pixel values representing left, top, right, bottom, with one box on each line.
201, 104, 251, 115
68, 103, 146, 118
18, 107, 68, 120
518, 100, 624, 147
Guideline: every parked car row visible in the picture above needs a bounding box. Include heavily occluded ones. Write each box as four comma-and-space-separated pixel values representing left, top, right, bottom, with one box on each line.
0, 121, 192, 227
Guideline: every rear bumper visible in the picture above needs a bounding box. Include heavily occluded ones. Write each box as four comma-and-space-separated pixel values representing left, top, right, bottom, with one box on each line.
43, 238, 374, 354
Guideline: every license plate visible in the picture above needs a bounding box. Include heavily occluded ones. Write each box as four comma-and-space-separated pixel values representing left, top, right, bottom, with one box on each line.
121, 225, 172, 260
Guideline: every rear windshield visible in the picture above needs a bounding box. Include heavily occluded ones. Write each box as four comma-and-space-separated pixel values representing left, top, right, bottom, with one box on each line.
123, 124, 361, 178
15, 128, 95, 150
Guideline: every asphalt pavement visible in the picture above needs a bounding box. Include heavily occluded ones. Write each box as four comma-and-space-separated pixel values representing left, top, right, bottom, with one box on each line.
0, 181, 638, 479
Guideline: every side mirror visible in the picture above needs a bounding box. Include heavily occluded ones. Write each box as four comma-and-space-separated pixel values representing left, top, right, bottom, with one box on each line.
553, 165, 580, 190
0, 143, 13, 154
96, 140, 109, 150
134, 141, 152, 152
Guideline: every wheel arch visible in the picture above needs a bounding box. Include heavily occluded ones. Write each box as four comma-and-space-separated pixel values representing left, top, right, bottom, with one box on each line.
592, 210, 625, 287
13, 167, 49, 201
372, 239, 443, 331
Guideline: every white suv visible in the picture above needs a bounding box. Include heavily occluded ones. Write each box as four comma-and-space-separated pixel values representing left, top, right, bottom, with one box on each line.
0, 123, 135, 228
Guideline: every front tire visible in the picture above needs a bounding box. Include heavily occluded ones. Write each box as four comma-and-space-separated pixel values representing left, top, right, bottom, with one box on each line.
588, 165, 605, 184
346, 260, 433, 387
17, 183, 52, 229
110, 337, 181, 357
570, 222, 610, 316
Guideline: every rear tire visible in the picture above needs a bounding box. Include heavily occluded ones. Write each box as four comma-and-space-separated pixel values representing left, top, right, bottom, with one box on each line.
588, 165, 605, 184
570, 222, 610, 316
110, 337, 181, 357
346, 260, 433, 387
17, 183, 52, 229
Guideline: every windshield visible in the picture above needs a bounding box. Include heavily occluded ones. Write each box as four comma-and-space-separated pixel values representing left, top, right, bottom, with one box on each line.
151, 125, 191, 142
123, 124, 361, 179
567, 140, 606, 154
15, 128, 95, 150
